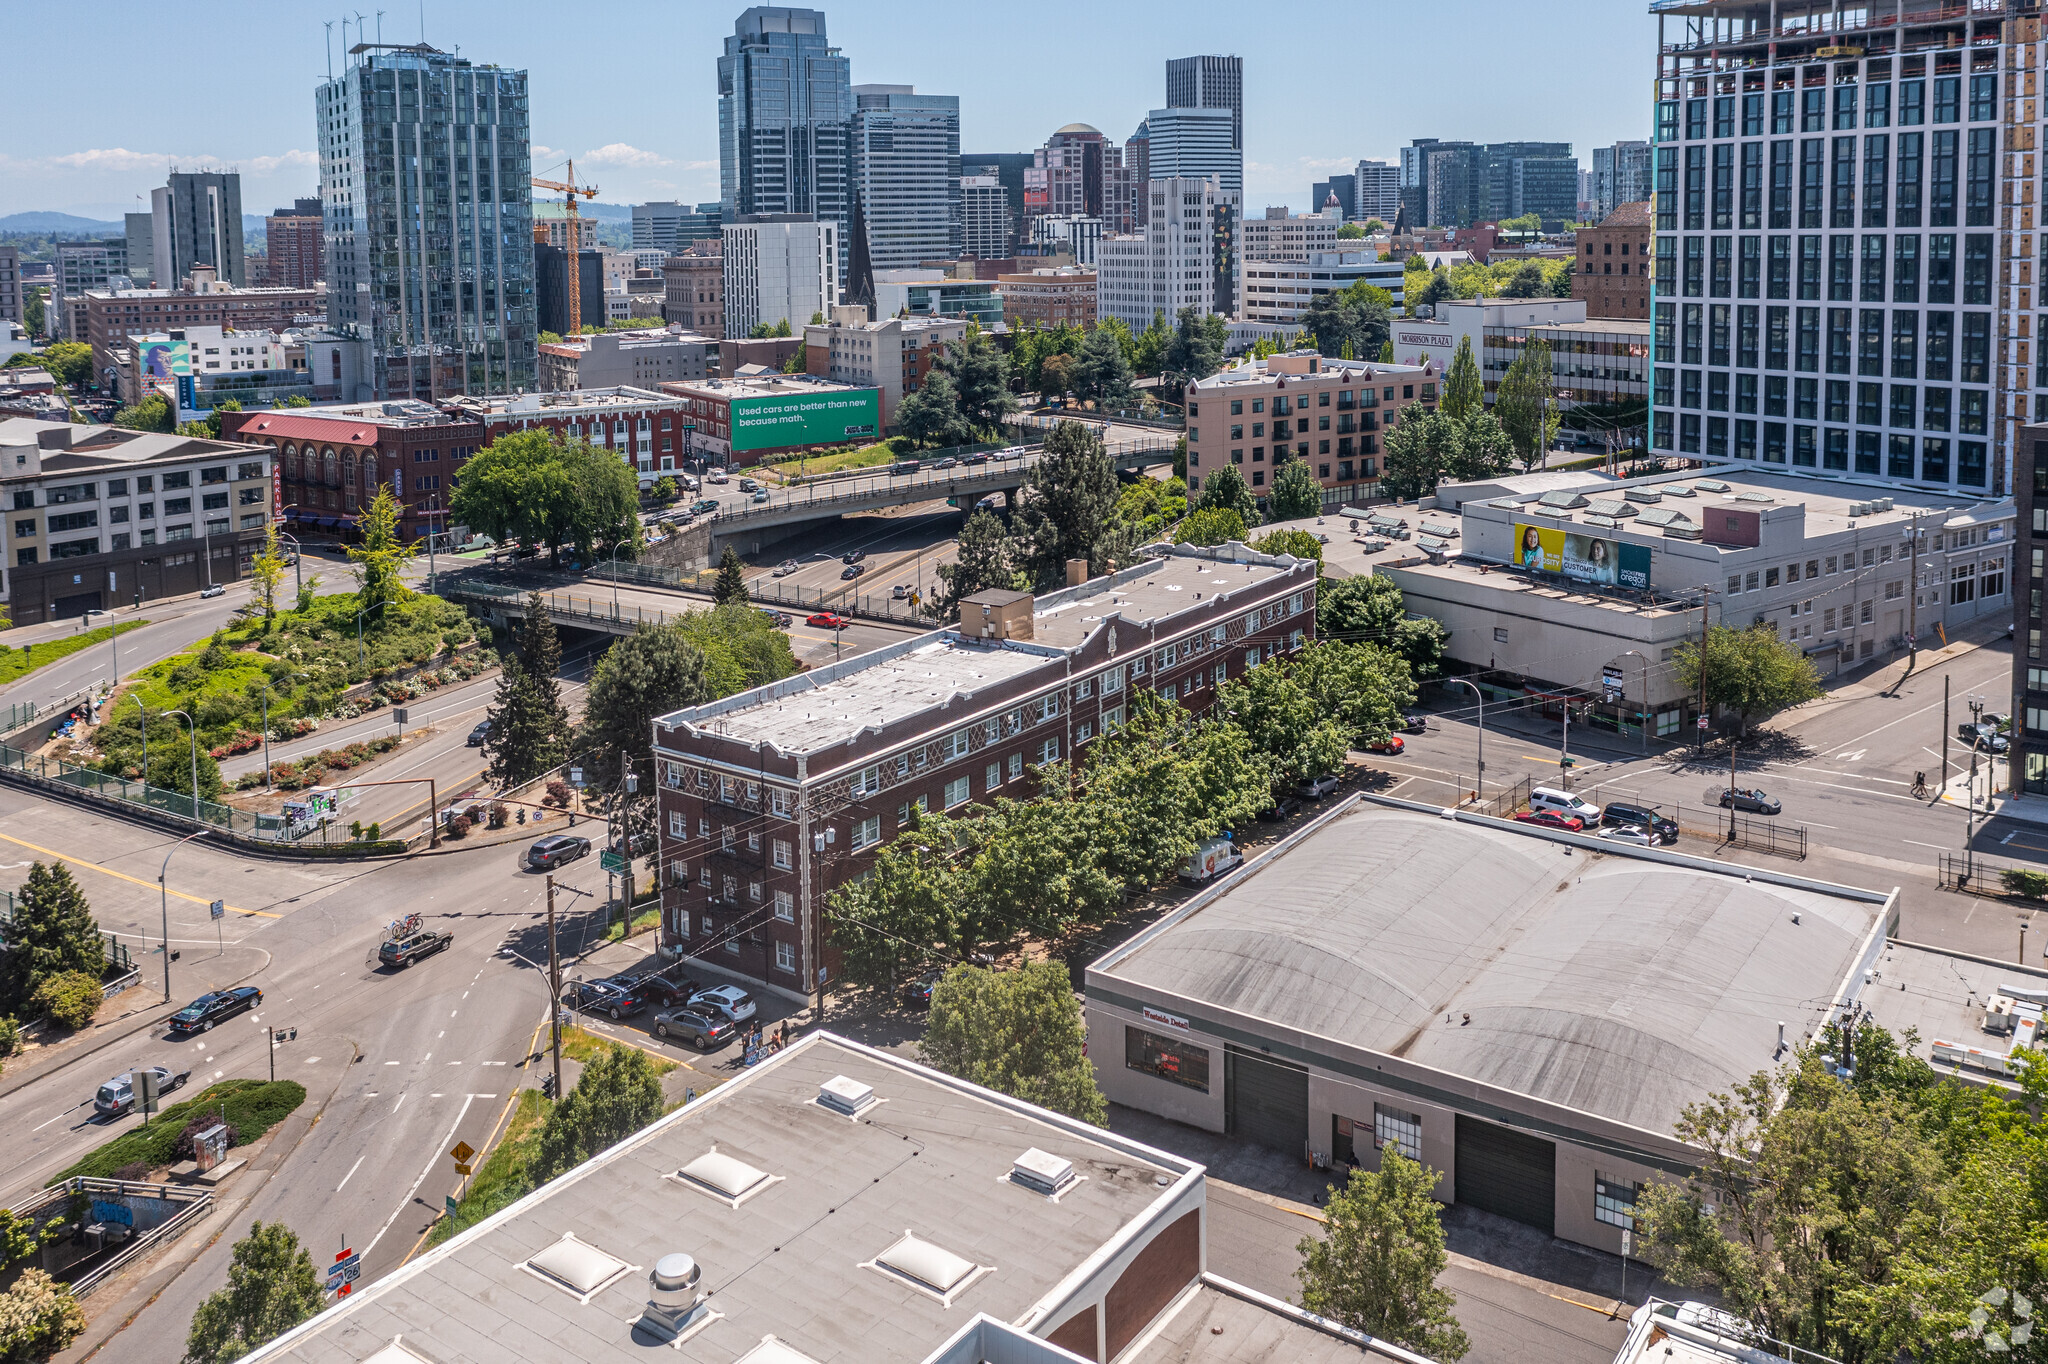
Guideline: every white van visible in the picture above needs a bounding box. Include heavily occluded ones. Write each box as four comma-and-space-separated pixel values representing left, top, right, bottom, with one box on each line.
1529, 787, 1601, 823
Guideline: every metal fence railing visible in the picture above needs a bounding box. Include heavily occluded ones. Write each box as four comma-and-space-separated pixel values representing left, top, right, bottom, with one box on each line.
1474, 776, 1532, 820
0, 740, 317, 845
450, 574, 938, 632
1938, 852, 2040, 895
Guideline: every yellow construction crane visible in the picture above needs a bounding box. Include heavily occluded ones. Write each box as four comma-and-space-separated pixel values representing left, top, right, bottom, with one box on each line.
533, 159, 598, 335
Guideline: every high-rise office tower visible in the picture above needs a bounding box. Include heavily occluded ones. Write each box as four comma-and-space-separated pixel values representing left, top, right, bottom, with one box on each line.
718, 6, 853, 297
151, 171, 245, 287
123, 212, 155, 287
633, 202, 724, 251
1097, 176, 1240, 332
1165, 55, 1243, 153
1145, 107, 1240, 193
961, 176, 1010, 259
317, 42, 536, 400
1486, 141, 1578, 224
960, 153, 1034, 255
1354, 160, 1400, 222
1591, 141, 1653, 219
851, 85, 962, 281
265, 198, 324, 291
1025, 125, 1137, 236
1311, 175, 1355, 219
1648, 4, 2018, 496
1126, 120, 1151, 227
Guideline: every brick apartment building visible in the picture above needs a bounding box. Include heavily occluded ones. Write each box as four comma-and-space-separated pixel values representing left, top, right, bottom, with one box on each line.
86, 278, 322, 390
997, 268, 1098, 330
661, 240, 723, 337
1185, 351, 1439, 509
263, 199, 324, 291
1570, 201, 1651, 321
223, 402, 485, 545
446, 387, 704, 478
649, 543, 1319, 1003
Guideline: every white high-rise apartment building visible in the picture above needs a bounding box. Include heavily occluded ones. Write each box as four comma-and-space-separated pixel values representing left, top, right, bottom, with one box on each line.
1353, 160, 1400, 222
961, 176, 1010, 259
1242, 207, 1336, 262
1649, 3, 2027, 496
1097, 176, 1241, 332
1144, 107, 1240, 193
722, 215, 838, 338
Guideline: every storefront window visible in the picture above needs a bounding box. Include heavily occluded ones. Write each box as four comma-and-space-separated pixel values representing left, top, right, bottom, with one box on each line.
1125, 1027, 1209, 1092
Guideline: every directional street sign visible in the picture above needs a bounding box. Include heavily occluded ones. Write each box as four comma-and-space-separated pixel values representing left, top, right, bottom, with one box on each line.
209, 899, 224, 921
446, 1194, 460, 1218
600, 850, 629, 874
326, 1251, 360, 1290
455, 1163, 472, 1176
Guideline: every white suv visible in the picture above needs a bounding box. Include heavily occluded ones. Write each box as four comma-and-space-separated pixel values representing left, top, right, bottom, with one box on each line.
1528, 787, 1601, 823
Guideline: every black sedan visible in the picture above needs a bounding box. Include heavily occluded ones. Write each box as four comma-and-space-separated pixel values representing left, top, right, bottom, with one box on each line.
1718, 787, 1783, 815
167, 986, 263, 1037
901, 969, 943, 1009
636, 972, 703, 1010
562, 976, 648, 1020
526, 834, 591, 870
651, 1007, 733, 1050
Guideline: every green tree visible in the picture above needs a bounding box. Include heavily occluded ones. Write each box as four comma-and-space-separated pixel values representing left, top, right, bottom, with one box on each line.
1297, 1151, 1470, 1361
1078, 693, 1264, 887
1673, 624, 1825, 736
1068, 323, 1137, 407
1317, 574, 1448, 677
931, 333, 1017, 434
1378, 408, 1454, 501
1249, 529, 1324, 565
670, 604, 798, 697
1266, 456, 1323, 520
449, 429, 638, 569
960, 796, 1122, 945
1017, 419, 1119, 585
1446, 410, 1516, 484
1038, 352, 1074, 397
280, 394, 312, 408
38, 341, 93, 388
932, 508, 1025, 620
31, 971, 101, 1030
23, 291, 46, 342
1295, 641, 1413, 748
1174, 506, 1246, 547
1131, 311, 1172, 376
828, 815, 971, 986
780, 348, 806, 374
576, 621, 710, 810
484, 595, 571, 787
0, 861, 103, 1015
347, 486, 412, 623
714, 544, 749, 606
1193, 462, 1258, 527
921, 961, 1106, 1124
1216, 657, 1351, 791
182, 1222, 323, 1364
1494, 336, 1559, 470
0, 1270, 85, 1364
143, 741, 224, 801
113, 392, 175, 432
532, 1042, 665, 1180
1163, 307, 1228, 385
248, 519, 287, 623
1440, 335, 1482, 419
1378, 339, 1394, 362
895, 371, 971, 448
1336, 222, 1367, 239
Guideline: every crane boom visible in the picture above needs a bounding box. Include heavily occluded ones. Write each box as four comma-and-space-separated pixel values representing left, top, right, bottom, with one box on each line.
533, 158, 599, 336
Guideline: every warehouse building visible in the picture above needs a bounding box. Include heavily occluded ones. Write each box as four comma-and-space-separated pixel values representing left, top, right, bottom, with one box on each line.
1087, 795, 1895, 1254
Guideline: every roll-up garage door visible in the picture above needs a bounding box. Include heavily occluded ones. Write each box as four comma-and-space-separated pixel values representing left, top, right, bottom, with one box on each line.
1454, 1114, 1555, 1235
1225, 1046, 1308, 1156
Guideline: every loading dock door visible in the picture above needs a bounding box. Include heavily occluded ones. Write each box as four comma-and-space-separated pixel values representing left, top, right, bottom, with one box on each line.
1225, 1046, 1308, 1156
1454, 1114, 1556, 1235
51, 591, 102, 620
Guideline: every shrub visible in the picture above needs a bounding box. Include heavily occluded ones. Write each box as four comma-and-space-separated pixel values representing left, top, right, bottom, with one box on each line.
53, 1080, 307, 1182
110, 1161, 150, 1182
365, 822, 380, 842
545, 779, 572, 807
487, 803, 508, 829
448, 815, 472, 838
172, 1116, 238, 1161
2002, 868, 2048, 900
31, 971, 101, 1030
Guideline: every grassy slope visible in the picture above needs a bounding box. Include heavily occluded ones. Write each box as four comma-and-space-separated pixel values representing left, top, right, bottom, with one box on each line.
0, 620, 149, 686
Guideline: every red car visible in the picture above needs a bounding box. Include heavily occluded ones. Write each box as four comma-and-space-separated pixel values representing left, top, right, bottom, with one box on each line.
1514, 810, 1585, 832
1362, 734, 1405, 755
807, 612, 850, 629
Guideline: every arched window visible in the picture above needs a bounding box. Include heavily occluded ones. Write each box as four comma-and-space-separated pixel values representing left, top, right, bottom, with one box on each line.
360, 453, 378, 490
281, 443, 298, 479
322, 447, 338, 484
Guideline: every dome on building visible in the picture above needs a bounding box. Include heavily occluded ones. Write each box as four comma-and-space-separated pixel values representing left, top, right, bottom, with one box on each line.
1054, 122, 1102, 137
1324, 191, 1341, 208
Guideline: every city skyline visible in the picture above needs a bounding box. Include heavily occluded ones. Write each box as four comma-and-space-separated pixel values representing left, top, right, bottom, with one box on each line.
1, 0, 1653, 222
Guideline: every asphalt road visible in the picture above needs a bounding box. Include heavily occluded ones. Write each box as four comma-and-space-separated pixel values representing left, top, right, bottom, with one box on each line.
1377, 624, 2027, 961
0, 786, 618, 1364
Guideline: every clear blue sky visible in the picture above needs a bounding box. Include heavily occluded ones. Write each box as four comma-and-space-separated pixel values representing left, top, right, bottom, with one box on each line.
2, 0, 1658, 222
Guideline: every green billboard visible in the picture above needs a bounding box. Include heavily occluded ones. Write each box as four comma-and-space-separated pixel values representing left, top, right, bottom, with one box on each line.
729, 388, 880, 452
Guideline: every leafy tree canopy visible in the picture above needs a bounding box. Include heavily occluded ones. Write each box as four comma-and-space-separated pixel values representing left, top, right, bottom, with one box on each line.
1297, 1151, 1470, 1361
182, 1222, 322, 1364
1317, 574, 1448, 678
532, 1043, 665, 1181
447, 429, 639, 568
1673, 624, 1824, 735
1193, 462, 1258, 528
1266, 456, 1323, 521
921, 962, 1106, 1124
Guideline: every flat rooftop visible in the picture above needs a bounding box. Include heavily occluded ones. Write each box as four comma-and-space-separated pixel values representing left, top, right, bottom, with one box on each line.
238, 1036, 1195, 1364
1190, 356, 1431, 390
446, 386, 684, 416
1380, 554, 1703, 618
1860, 941, 2048, 1089
667, 635, 1060, 756
1094, 801, 1889, 1137
1028, 551, 1297, 649
1142, 1280, 1428, 1363
662, 374, 872, 399
1501, 318, 1652, 336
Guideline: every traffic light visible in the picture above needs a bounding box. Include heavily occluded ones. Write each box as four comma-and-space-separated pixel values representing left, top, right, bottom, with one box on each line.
541, 1073, 557, 1099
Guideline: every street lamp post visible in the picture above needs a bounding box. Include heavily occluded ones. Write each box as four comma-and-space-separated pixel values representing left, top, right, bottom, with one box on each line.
275, 527, 304, 602
164, 709, 199, 816
355, 603, 372, 671
1441, 677, 1485, 804
259, 683, 273, 792
158, 829, 206, 1004
85, 609, 119, 687
1615, 650, 1651, 754
128, 694, 149, 791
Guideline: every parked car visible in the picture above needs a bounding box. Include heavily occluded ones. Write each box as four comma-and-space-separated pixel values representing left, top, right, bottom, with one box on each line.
842, 549, 868, 563
1258, 794, 1303, 822
773, 559, 800, 577
652, 1007, 734, 1050
1529, 787, 1602, 823
1398, 712, 1429, 734
1599, 802, 1679, 844
681, 474, 701, 491
199, 584, 226, 599
95, 1066, 189, 1118
1514, 810, 1586, 833
1297, 773, 1342, 798
1596, 825, 1657, 847
689, 984, 758, 1024
963, 453, 990, 466
636, 972, 703, 1010
1959, 722, 2010, 754
901, 969, 943, 1009
840, 564, 868, 580
1718, 787, 1783, 815
1361, 734, 1405, 755
807, 611, 850, 629
166, 986, 263, 1037
379, 927, 453, 968
467, 720, 492, 747
526, 834, 592, 870
932, 457, 960, 470
1179, 836, 1244, 884
563, 976, 647, 1020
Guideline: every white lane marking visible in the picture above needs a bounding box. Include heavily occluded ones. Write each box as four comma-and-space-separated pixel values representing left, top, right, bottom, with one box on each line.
213, 1070, 223, 1078
430, 1093, 444, 1098
384, 1060, 399, 1066
31, 1111, 71, 1132
364, 1093, 476, 1258
473, 1093, 497, 1098
1904, 839, 1949, 850
1802, 821, 1839, 830
461, 992, 469, 1000
449, 1011, 457, 1018
482, 1061, 507, 1066
304, 1056, 321, 1065
423, 1053, 432, 1062
393, 1093, 407, 1114
2005, 831, 2021, 845
336, 1155, 367, 1191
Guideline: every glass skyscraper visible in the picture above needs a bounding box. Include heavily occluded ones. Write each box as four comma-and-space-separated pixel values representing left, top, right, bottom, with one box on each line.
718, 7, 853, 297
316, 42, 536, 399
1648, 2, 2021, 496
851, 86, 962, 275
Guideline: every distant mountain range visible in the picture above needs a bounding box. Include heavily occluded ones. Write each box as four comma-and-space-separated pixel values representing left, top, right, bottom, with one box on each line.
2, 198, 649, 241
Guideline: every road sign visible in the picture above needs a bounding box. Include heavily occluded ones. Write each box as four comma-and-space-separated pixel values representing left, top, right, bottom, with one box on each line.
1621, 1229, 1632, 1257
445, 1195, 460, 1218
393, 707, 409, 726
1697, 715, 1711, 730
600, 849, 629, 874
325, 1252, 360, 1289
449, 1140, 475, 1164
209, 899, 224, 921
455, 1162, 472, 1176
569, 766, 584, 785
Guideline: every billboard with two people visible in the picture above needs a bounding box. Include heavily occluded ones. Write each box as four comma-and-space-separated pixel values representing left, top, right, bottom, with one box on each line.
1514, 523, 1652, 591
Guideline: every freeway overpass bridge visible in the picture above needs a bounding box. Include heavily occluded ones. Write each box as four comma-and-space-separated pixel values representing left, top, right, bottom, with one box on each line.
686, 435, 1175, 565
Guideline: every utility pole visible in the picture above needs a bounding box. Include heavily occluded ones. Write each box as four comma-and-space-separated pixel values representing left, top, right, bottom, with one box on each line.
1728, 739, 1739, 841
1559, 697, 1572, 788
1942, 674, 1951, 798
1696, 586, 1714, 755
1906, 511, 1923, 666
546, 875, 563, 1100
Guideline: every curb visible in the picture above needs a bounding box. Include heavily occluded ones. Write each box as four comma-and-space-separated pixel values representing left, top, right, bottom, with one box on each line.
62, 1042, 352, 1364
